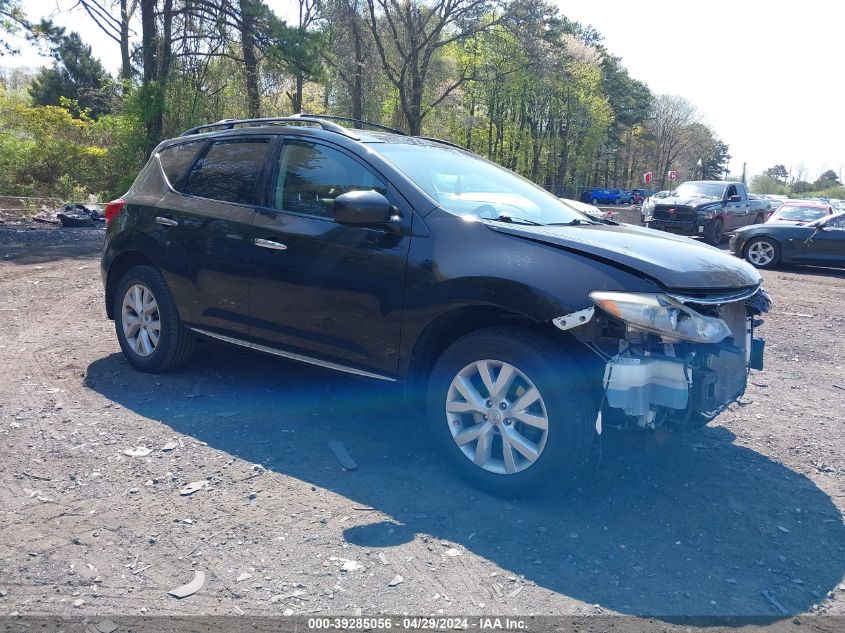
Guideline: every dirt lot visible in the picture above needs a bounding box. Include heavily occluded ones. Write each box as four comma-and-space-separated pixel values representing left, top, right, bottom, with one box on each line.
1, 224, 844, 619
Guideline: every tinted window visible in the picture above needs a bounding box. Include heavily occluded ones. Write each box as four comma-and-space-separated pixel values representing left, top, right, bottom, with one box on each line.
158, 141, 204, 191
184, 138, 270, 205
273, 140, 387, 218
826, 214, 845, 229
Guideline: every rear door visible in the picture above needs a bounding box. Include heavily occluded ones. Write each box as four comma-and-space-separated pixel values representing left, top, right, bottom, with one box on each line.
158, 136, 272, 339
249, 137, 412, 377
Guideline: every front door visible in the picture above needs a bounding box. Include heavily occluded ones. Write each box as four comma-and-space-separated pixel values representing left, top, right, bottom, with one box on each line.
802, 215, 845, 266
249, 138, 412, 377
723, 185, 751, 230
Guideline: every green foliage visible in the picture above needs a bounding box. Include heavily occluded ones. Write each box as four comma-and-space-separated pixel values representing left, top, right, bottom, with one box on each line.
764, 164, 788, 183
749, 174, 790, 196
814, 169, 841, 190
29, 28, 112, 117
0, 86, 142, 199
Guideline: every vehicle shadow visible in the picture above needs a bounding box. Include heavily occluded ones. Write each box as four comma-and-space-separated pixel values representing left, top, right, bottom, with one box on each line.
85, 343, 845, 617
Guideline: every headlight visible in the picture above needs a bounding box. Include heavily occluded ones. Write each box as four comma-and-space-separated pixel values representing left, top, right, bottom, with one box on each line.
590, 291, 732, 343
697, 207, 716, 220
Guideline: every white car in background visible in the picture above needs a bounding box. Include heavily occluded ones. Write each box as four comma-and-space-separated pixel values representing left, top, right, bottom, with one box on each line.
640, 190, 670, 223
559, 197, 614, 220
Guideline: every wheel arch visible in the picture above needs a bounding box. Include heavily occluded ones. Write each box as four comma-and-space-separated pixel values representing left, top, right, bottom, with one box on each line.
402, 305, 585, 405
104, 250, 157, 320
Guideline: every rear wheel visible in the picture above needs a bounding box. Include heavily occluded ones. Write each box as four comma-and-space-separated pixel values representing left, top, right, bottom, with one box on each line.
754, 213, 764, 224
704, 218, 724, 245
114, 265, 195, 372
744, 236, 780, 269
426, 328, 594, 497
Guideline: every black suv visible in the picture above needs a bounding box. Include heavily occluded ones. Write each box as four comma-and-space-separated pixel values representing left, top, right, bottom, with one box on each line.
101, 114, 769, 496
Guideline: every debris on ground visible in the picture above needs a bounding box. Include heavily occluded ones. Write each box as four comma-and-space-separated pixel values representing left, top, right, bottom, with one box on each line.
168, 570, 206, 599
761, 589, 789, 615
123, 446, 152, 457
328, 440, 358, 470
179, 480, 209, 496
388, 574, 404, 587
56, 204, 103, 228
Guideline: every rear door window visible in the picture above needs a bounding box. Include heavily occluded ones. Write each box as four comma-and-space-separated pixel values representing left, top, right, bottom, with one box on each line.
158, 141, 205, 191
184, 138, 271, 205
272, 140, 387, 219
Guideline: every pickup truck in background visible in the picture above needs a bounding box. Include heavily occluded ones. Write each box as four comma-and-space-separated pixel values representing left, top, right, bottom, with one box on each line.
646, 180, 771, 245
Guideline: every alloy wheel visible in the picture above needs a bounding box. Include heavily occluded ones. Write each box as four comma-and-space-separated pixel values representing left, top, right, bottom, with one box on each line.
747, 240, 775, 267
445, 359, 549, 475
121, 283, 161, 357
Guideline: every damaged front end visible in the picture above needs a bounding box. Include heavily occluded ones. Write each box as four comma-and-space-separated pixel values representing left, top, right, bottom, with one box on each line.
558, 287, 771, 431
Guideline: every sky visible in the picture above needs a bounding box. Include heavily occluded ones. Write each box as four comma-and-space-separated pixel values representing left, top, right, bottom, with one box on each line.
3, 0, 844, 182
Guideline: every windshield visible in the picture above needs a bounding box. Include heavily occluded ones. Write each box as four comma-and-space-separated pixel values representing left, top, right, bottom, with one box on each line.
672, 182, 726, 198
374, 143, 591, 225
772, 205, 828, 222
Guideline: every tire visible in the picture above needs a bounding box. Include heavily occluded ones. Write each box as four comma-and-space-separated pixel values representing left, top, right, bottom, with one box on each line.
615, 197, 621, 205
114, 265, 195, 372
743, 236, 780, 269
704, 218, 724, 245
426, 327, 595, 498
754, 213, 764, 224
591, 197, 598, 205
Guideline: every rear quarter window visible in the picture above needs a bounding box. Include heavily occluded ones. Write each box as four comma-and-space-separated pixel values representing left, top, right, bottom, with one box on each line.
184, 138, 271, 205
158, 141, 205, 191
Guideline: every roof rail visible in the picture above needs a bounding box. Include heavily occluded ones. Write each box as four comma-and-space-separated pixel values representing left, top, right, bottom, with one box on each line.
179, 116, 359, 139
296, 113, 407, 136
416, 136, 466, 150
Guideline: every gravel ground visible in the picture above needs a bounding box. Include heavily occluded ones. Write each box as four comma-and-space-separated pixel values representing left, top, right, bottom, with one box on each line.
1, 224, 844, 620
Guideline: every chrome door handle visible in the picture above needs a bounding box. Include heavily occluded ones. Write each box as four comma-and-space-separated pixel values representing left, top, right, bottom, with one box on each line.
254, 238, 287, 251
155, 216, 178, 227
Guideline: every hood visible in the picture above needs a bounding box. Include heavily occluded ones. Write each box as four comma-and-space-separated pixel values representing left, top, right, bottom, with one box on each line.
655, 195, 722, 209
486, 221, 761, 291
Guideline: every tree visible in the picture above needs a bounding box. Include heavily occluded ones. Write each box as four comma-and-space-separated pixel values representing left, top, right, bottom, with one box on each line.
29, 28, 112, 117
240, 0, 261, 117
365, 0, 500, 135
764, 164, 788, 184
814, 169, 841, 190
700, 139, 730, 180
650, 94, 699, 189
749, 174, 788, 195
0, 0, 28, 55
323, 0, 375, 120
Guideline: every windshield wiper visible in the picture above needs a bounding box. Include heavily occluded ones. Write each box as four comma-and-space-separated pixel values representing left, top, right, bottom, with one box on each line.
491, 214, 544, 226
545, 218, 601, 226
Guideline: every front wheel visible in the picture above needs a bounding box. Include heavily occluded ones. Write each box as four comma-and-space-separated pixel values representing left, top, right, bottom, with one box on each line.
114, 265, 195, 372
744, 236, 780, 269
704, 218, 724, 245
426, 328, 595, 497
591, 197, 598, 205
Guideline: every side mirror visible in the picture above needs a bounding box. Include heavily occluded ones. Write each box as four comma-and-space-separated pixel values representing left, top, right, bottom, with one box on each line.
333, 190, 392, 226
728, 195, 742, 203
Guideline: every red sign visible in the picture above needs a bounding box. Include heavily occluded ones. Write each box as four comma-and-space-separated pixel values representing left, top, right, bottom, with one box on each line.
668, 170, 677, 182
644, 172, 653, 184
